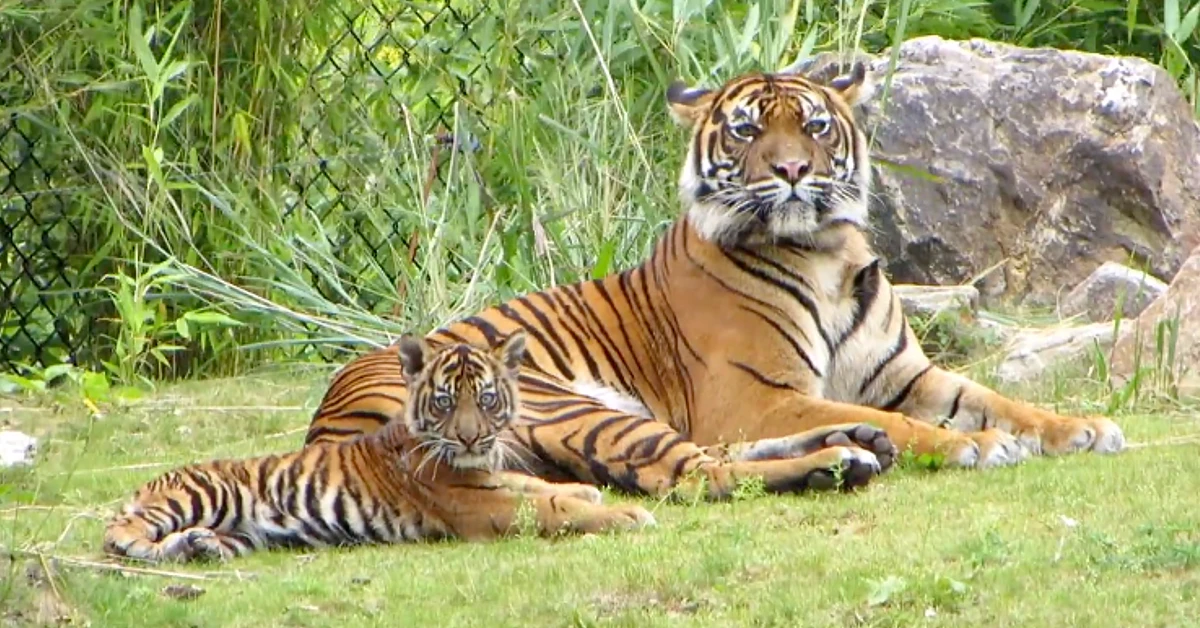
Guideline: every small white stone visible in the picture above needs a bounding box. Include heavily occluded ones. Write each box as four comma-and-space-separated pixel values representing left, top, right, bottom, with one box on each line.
0, 430, 37, 468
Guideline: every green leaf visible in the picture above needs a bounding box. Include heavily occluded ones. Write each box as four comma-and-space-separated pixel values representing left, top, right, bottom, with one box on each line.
591, 240, 616, 280
182, 311, 244, 327
233, 111, 253, 157
128, 3, 159, 83
0, 374, 27, 394
1126, 0, 1141, 42
81, 372, 112, 402
175, 317, 191, 340
142, 144, 167, 191
867, 575, 907, 607
41, 363, 76, 383
1177, 2, 1200, 43
1166, 0, 1181, 37
160, 93, 198, 129
736, 4, 760, 57
0, 374, 44, 393
1017, 0, 1041, 30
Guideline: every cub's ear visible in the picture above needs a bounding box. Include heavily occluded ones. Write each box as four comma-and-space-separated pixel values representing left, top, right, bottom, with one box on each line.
494, 330, 527, 374
397, 334, 430, 382
666, 80, 715, 128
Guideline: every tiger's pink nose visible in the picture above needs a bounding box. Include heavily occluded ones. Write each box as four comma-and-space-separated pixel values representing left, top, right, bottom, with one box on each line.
771, 160, 810, 183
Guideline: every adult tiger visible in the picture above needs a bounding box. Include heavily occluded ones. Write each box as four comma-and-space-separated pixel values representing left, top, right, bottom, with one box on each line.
305, 60, 1124, 499
104, 333, 656, 563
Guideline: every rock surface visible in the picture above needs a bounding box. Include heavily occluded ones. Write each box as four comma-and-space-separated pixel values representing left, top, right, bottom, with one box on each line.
1057, 261, 1167, 322
836, 36, 1200, 307
894, 284, 979, 321
1110, 245, 1200, 395
996, 322, 1116, 383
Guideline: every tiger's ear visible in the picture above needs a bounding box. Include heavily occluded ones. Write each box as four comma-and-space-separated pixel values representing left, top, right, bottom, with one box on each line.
826, 61, 871, 107
493, 330, 527, 374
397, 334, 430, 382
779, 54, 873, 108
666, 80, 715, 127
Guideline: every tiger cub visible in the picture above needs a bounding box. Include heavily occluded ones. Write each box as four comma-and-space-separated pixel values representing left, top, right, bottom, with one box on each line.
103, 331, 656, 563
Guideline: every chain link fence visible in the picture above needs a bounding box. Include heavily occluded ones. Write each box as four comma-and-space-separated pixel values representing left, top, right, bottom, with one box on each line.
0, 0, 569, 374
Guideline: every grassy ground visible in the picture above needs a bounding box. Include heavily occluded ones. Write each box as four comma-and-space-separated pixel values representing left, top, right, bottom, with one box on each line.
2, 359, 1199, 628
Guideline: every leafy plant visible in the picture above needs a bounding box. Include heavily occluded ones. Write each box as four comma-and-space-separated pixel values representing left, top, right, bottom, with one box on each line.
2, 0, 1197, 382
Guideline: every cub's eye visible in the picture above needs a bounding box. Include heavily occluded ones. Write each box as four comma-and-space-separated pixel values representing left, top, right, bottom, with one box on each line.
433, 394, 454, 410
728, 122, 761, 141
804, 117, 830, 136
478, 391, 498, 409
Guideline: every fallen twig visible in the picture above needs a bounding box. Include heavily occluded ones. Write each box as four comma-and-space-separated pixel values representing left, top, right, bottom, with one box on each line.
1125, 433, 1200, 449
51, 461, 175, 476
130, 405, 306, 413
5, 547, 257, 581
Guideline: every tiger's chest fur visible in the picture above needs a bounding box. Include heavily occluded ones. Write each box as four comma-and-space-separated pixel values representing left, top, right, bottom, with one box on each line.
656, 221, 914, 407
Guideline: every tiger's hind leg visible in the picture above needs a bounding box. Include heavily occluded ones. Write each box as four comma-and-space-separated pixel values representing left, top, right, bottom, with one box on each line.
149, 528, 255, 562
170, 529, 259, 562
702, 423, 897, 471
104, 511, 254, 563
104, 463, 268, 563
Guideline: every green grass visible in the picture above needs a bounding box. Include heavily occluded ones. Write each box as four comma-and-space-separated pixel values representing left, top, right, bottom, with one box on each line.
3, 363, 1199, 627
4, 1, 1200, 625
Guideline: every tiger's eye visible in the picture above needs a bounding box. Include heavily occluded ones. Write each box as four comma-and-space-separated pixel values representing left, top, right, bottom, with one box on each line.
479, 391, 497, 408
433, 394, 454, 410
728, 122, 760, 140
804, 118, 829, 135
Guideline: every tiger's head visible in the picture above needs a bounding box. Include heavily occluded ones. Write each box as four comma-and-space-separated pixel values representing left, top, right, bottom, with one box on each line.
397, 331, 526, 471
666, 60, 872, 247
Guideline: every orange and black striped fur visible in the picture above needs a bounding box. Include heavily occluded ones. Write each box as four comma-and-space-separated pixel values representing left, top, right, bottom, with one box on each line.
305, 60, 1124, 499
103, 333, 655, 563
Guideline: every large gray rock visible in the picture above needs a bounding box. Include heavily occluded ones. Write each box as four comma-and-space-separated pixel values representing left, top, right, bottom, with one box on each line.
850, 36, 1200, 307
894, 284, 979, 320
1058, 261, 1167, 321
996, 322, 1116, 384
1110, 245, 1200, 395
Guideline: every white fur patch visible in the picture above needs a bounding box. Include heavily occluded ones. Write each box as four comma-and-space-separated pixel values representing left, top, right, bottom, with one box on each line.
572, 381, 652, 418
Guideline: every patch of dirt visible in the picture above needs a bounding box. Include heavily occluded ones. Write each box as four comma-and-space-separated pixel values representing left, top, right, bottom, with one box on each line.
590, 590, 709, 618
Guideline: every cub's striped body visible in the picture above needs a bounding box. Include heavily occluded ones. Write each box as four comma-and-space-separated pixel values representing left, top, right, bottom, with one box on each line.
104, 333, 653, 563
306, 60, 1124, 499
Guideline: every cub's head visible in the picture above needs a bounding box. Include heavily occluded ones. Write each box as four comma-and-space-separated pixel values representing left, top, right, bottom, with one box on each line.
397, 331, 526, 471
666, 60, 872, 247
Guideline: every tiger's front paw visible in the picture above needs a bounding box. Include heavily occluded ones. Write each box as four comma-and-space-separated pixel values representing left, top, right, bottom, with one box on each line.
814, 424, 897, 472
722, 423, 897, 471
584, 504, 657, 534
613, 504, 657, 529
940, 430, 1029, 469
559, 483, 604, 504
1033, 416, 1126, 456
806, 446, 883, 491
970, 429, 1031, 469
